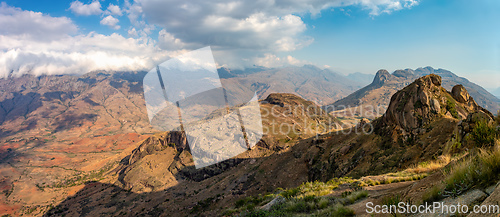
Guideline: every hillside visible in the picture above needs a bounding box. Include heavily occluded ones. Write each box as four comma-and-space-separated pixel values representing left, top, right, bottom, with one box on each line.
227, 74, 500, 217
1, 70, 498, 216
43, 93, 344, 216
311, 74, 492, 180
0, 71, 156, 216
43, 74, 499, 217
0, 66, 362, 215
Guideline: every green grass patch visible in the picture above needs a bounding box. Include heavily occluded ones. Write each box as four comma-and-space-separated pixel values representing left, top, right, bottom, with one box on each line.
446, 99, 459, 119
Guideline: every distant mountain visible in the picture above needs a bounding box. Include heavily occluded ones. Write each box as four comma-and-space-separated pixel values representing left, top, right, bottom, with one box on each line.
327, 67, 500, 117
346, 72, 374, 87
220, 65, 364, 105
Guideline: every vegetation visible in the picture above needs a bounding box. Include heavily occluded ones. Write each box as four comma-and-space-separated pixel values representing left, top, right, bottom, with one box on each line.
471, 120, 498, 147
233, 154, 456, 216
422, 185, 443, 203
446, 99, 459, 119
423, 143, 500, 201
229, 177, 369, 216
239, 192, 364, 217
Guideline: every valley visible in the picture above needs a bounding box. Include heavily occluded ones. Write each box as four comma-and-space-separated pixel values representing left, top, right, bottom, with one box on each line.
0, 68, 499, 216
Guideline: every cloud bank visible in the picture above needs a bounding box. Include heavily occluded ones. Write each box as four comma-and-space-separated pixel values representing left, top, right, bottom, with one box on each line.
0, 0, 419, 77
0, 3, 179, 78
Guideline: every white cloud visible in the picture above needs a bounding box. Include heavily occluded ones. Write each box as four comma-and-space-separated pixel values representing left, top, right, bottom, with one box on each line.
0, 3, 77, 41
106, 4, 122, 16
100, 15, 120, 30
128, 27, 139, 37
0, 4, 178, 78
0, 0, 422, 77
254, 53, 311, 68
69, 0, 102, 16
131, 0, 419, 67
0, 33, 181, 78
158, 29, 191, 50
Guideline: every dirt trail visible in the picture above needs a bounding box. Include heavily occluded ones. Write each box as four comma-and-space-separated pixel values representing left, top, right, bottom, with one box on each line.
346, 181, 417, 216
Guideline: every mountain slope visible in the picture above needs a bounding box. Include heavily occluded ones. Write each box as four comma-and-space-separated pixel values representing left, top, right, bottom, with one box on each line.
310, 74, 492, 181
43, 93, 343, 216
43, 74, 493, 217
0, 71, 156, 216
327, 67, 500, 121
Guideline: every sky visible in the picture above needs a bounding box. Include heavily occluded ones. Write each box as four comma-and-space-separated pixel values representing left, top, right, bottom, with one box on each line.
0, 0, 499, 89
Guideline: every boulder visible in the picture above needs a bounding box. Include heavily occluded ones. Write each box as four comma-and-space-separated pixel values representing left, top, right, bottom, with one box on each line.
452, 85, 470, 103
431, 98, 441, 114
468, 183, 500, 217
415, 190, 488, 217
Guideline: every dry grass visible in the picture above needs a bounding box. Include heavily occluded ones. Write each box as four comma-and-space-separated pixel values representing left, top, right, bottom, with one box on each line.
406, 155, 451, 174
358, 155, 452, 187
423, 143, 500, 202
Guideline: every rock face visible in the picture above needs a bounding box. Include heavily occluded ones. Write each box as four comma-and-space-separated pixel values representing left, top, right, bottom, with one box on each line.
381, 74, 443, 133
452, 85, 471, 103
468, 182, 500, 217
380, 74, 486, 134
127, 131, 188, 165
372, 69, 392, 87
393, 69, 415, 78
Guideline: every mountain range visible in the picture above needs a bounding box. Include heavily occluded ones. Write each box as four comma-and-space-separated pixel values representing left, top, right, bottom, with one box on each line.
0, 66, 499, 216
219, 65, 364, 105
328, 66, 500, 121
42, 74, 500, 217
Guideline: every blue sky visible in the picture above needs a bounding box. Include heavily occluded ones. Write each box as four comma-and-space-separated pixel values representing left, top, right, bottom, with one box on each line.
0, 0, 499, 89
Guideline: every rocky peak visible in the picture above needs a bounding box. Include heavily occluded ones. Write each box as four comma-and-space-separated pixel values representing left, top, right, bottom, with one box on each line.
372, 69, 392, 86
392, 69, 415, 78
380, 74, 484, 134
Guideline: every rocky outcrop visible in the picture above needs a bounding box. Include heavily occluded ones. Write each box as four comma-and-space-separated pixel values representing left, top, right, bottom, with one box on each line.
127, 131, 188, 165
380, 74, 487, 134
372, 69, 392, 87
392, 69, 415, 78
381, 74, 444, 133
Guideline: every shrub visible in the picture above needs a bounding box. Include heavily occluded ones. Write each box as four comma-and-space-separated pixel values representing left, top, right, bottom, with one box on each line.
441, 145, 500, 197
345, 191, 368, 204
280, 188, 300, 198
446, 100, 459, 119
382, 194, 401, 207
471, 120, 497, 147
422, 185, 443, 203
314, 204, 355, 217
